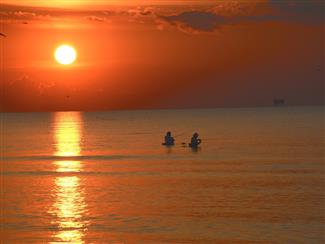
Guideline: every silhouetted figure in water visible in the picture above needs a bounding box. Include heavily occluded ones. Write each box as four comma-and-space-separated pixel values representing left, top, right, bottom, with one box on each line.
189, 132, 201, 148
162, 131, 175, 146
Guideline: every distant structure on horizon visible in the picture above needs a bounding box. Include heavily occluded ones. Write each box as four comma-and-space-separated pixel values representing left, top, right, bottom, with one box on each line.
273, 98, 285, 106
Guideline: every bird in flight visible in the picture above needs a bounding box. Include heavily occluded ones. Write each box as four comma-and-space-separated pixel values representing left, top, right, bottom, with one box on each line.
0, 33, 6, 38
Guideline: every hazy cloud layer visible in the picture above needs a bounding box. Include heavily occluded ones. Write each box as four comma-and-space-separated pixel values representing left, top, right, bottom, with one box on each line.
0, 4, 115, 23
157, 1, 324, 34
1, 1, 323, 33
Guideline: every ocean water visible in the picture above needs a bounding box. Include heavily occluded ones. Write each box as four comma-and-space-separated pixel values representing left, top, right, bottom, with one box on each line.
0, 106, 324, 243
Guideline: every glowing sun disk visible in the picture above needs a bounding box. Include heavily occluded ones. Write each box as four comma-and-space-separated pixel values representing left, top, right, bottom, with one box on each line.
55, 44, 77, 65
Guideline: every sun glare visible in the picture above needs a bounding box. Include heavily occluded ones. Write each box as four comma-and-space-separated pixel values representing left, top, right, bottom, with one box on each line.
55, 44, 77, 65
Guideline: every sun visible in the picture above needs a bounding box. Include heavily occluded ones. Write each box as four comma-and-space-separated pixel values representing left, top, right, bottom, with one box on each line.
55, 44, 77, 65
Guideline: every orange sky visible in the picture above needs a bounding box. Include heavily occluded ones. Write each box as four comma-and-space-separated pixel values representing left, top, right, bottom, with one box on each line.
3, 0, 220, 7
0, 0, 324, 111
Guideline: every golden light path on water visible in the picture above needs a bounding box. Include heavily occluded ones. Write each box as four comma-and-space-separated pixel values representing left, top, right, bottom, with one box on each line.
54, 112, 81, 158
50, 112, 88, 243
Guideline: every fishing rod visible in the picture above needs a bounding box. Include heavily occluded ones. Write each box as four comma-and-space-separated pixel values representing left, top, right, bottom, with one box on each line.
174, 132, 186, 137
172, 132, 188, 145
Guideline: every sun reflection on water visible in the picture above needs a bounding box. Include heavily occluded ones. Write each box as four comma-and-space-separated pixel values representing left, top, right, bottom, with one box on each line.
54, 112, 82, 157
50, 112, 88, 243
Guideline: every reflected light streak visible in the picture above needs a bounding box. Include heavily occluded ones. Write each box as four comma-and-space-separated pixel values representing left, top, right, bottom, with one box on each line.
54, 160, 83, 173
51, 112, 88, 243
54, 112, 82, 157
52, 176, 88, 243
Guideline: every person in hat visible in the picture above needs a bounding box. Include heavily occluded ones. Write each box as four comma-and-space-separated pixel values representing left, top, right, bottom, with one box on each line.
189, 132, 202, 148
163, 131, 175, 146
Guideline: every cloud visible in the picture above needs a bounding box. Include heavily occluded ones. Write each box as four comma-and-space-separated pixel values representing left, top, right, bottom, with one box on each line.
156, 0, 324, 34
155, 2, 266, 33
9, 11, 37, 19
0, 10, 51, 22
0, 4, 116, 23
0, 4, 158, 25
211, 1, 260, 17
127, 7, 155, 17
269, 0, 324, 23
83, 15, 112, 23
159, 11, 226, 33
156, 11, 282, 34
1, 1, 323, 33
9, 74, 55, 94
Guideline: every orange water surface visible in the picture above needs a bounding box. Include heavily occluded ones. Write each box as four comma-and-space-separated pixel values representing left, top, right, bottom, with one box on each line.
1, 107, 324, 243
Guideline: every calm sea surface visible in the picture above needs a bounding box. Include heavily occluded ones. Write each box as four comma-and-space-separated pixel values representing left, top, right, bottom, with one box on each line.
0, 106, 324, 243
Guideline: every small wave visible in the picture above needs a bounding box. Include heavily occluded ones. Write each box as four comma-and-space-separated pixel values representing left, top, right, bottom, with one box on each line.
2, 153, 193, 162
1, 171, 162, 176
2, 154, 139, 162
